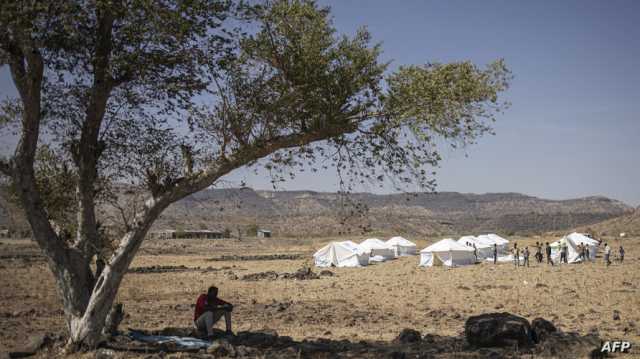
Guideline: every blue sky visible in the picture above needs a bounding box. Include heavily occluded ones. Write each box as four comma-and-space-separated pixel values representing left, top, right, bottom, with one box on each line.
229, 0, 640, 206
1, 1, 638, 205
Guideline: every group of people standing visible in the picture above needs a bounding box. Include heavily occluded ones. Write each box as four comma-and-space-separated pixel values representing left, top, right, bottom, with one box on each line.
506, 241, 625, 267
508, 242, 551, 267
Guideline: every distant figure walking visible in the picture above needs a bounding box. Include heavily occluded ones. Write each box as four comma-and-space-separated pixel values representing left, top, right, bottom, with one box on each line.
585, 245, 590, 262
523, 247, 530, 267
577, 243, 584, 263
604, 243, 611, 266
545, 242, 554, 266
560, 241, 568, 264
619, 246, 625, 263
513, 243, 520, 267
473, 243, 478, 262
535, 243, 543, 263
493, 243, 498, 264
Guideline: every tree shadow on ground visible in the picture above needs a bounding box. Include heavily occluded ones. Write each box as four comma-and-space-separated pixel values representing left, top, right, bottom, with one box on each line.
97, 326, 605, 359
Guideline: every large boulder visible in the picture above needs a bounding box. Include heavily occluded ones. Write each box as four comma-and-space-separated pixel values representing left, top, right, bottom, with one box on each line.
534, 332, 603, 358
531, 317, 557, 342
395, 329, 422, 344
465, 312, 535, 348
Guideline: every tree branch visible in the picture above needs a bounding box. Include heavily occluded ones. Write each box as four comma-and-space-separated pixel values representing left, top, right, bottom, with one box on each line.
74, 8, 116, 254
6, 26, 78, 283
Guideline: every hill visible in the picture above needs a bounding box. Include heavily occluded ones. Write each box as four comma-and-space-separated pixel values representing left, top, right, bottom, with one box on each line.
578, 207, 640, 237
152, 188, 633, 237
0, 186, 633, 238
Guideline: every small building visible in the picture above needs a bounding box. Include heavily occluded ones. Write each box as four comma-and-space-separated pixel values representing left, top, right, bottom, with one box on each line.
257, 229, 272, 238
151, 229, 225, 240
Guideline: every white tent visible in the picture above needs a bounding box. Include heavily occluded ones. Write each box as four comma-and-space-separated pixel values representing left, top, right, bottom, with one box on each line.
550, 232, 599, 263
476, 234, 510, 255
456, 235, 493, 260
313, 241, 369, 267
485, 234, 509, 248
457, 235, 478, 247
419, 238, 476, 267
359, 238, 395, 260
386, 236, 417, 256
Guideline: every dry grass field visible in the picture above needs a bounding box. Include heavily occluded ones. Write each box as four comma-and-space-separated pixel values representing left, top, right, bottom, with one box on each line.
1, 235, 639, 357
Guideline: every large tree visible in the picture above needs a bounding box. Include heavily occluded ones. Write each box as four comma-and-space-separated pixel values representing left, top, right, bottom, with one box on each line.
0, 0, 510, 350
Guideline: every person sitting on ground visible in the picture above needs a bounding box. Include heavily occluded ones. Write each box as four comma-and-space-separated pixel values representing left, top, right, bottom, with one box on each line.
619, 245, 625, 263
194, 286, 233, 337
545, 242, 554, 266
523, 246, 530, 267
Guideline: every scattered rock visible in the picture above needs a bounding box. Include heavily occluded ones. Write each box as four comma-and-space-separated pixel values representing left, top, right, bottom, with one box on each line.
319, 270, 335, 277
241, 267, 321, 281
534, 332, 602, 358
242, 271, 279, 281
535, 283, 548, 288
208, 254, 303, 261
95, 348, 116, 359
465, 312, 535, 348
613, 310, 621, 321
234, 345, 254, 357
280, 267, 319, 280
457, 286, 471, 290
207, 338, 235, 357
395, 329, 421, 344
494, 304, 504, 310
531, 317, 556, 342
128, 265, 201, 274
24, 333, 52, 353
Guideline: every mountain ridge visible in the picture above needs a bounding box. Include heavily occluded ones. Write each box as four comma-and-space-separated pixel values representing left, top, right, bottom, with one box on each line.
154, 187, 633, 237
0, 186, 633, 237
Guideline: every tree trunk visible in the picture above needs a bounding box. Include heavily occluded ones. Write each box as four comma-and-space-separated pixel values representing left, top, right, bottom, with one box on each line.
63, 203, 161, 349
62, 249, 129, 349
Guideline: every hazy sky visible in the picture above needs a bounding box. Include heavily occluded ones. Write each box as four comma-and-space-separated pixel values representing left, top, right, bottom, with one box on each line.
1, 1, 639, 205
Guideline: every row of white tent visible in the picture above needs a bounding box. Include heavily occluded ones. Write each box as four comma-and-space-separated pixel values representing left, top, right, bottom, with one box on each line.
419, 232, 600, 267
313, 237, 417, 268
313, 234, 510, 268
313, 232, 599, 268
420, 234, 511, 266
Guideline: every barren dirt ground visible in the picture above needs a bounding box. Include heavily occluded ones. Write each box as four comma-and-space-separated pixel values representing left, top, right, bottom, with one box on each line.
1, 235, 639, 357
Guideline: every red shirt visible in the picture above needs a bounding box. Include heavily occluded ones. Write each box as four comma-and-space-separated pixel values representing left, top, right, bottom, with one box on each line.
194, 294, 230, 321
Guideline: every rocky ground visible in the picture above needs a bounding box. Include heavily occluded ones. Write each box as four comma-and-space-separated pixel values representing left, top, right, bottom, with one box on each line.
0, 234, 638, 358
